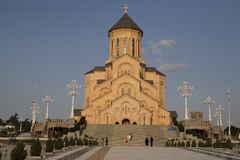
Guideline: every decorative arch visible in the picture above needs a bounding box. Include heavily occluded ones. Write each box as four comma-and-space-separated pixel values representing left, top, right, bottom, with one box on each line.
141, 113, 149, 125
121, 101, 131, 113
104, 113, 111, 124
122, 119, 130, 125
142, 88, 152, 96
118, 63, 134, 76
117, 82, 136, 97
105, 100, 111, 108
100, 87, 110, 96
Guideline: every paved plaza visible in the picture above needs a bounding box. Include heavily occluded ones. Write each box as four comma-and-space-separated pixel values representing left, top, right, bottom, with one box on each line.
103, 147, 224, 160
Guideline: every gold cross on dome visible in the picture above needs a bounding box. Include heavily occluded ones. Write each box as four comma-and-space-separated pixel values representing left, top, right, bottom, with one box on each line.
123, 4, 128, 13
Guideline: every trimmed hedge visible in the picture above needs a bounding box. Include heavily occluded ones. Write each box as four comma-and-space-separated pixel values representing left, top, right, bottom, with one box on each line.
64, 137, 69, 147
54, 137, 64, 150
192, 140, 196, 147
10, 142, 27, 160
46, 139, 54, 153
30, 139, 42, 156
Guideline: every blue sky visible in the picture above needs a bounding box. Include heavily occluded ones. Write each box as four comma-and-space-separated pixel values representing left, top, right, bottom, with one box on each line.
0, 0, 240, 127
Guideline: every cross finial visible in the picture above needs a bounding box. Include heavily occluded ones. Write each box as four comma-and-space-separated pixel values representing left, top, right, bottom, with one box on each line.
123, 4, 128, 13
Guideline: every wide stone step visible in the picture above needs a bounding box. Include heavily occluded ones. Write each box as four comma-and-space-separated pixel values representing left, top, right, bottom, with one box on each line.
81, 124, 178, 146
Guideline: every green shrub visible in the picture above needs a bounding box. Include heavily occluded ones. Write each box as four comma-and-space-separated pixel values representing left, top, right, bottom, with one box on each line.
198, 140, 205, 147
10, 142, 27, 160
93, 140, 98, 146
186, 141, 190, 147
46, 139, 54, 153
192, 140, 196, 147
225, 139, 233, 150
78, 137, 83, 146
181, 141, 185, 147
54, 137, 64, 150
89, 140, 93, 146
83, 138, 88, 146
177, 141, 181, 147
165, 141, 169, 147
30, 139, 42, 156
64, 136, 69, 147
70, 137, 75, 146
205, 138, 212, 147
213, 139, 221, 148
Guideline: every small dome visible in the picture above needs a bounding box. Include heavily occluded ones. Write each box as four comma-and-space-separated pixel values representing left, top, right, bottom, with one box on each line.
108, 13, 143, 36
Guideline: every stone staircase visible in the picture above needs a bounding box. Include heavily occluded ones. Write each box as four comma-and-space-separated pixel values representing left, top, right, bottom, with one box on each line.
81, 124, 179, 146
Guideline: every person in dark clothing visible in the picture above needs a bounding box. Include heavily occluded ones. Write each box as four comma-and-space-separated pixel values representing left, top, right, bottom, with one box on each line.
105, 137, 108, 146
145, 137, 149, 146
150, 137, 153, 147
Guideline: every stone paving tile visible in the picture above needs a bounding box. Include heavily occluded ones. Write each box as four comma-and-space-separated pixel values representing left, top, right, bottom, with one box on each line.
74, 146, 102, 160
86, 147, 110, 160
103, 146, 224, 160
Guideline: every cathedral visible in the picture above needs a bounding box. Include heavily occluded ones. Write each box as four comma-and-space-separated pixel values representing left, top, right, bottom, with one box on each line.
82, 9, 170, 126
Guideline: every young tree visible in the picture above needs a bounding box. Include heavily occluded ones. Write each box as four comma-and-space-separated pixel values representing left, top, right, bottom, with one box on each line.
186, 141, 191, 147
198, 140, 205, 147
46, 139, 54, 153
83, 138, 88, 146
54, 137, 64, 150
64, 136, 69, 147
180, 141, 184, 147
205, 138, 212, 147
78, 137, 83, 146
213, 139, 221, 148
192, 140, 196, 147
30, 139, 42, 156
10, 142, 27, 160
225, 138, 233, 150
69, 136, 75, 146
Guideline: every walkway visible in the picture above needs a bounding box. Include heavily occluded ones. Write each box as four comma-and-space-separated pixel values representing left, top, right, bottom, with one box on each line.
45, 146, 240, 160
104, 147, 225, 160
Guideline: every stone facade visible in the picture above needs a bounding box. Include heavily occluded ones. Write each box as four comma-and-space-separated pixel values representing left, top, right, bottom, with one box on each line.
82, 13, 170, 126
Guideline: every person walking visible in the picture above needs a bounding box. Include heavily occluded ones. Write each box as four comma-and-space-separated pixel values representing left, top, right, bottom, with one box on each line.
105, 137, 108, 146
150, 137, 153, 147
145, 137, 149, 146
127, 134, 131, 146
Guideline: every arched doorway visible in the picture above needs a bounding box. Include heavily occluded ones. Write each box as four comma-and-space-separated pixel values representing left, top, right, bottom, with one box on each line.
122, 119, 130, 125
133, 122, 137, 125
115, 122, 119, 125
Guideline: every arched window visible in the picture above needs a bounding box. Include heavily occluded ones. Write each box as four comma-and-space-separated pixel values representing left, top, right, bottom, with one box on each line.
128, 88, 131, 95
111, 40, 113, 56
121, 88, 124, 95
116, 38, 120, 57
106, 115, 109, 124
132, 38, 135, 57
138, 40, 140, 57
124, 37, 127, 54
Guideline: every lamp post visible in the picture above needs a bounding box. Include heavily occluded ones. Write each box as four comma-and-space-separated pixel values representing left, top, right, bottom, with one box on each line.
204, 96, 215, 122
215, 104, 224, 127
19, 117, 23, 132
227, 88, 231, 139
66, 80, 81, 119
43, 95, 53, 119
177, 82, 194, 120
30, 96, 39, 132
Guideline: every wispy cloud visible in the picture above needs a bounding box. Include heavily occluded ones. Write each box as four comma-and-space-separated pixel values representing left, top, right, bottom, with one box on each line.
159, 63, 189, 72
148, 41, 161, 54
159, 40, 176, 48
146, 39, 176, 54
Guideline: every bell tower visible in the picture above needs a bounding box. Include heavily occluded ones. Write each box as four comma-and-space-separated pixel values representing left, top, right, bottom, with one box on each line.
106, 5, 144, 64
